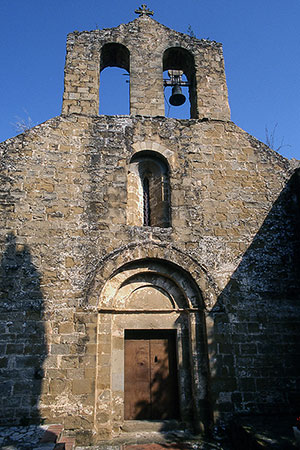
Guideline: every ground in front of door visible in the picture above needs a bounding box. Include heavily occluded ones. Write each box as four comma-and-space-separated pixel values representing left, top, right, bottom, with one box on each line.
76, 429, 233, 450
0, 426, 232, 449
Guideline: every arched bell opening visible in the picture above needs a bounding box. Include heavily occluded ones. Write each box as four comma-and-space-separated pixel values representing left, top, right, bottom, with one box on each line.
99, 43, 130, 115
163, 47, 197, 119
127, 151, 171, 228
96, 258, 212, 437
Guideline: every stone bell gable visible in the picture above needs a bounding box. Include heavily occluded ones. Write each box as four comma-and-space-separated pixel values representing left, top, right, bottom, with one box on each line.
0, 6, 299, 446
62, 13, 230, 120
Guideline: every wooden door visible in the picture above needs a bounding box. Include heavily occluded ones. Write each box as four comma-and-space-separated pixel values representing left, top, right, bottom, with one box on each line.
124, 331, 179, 420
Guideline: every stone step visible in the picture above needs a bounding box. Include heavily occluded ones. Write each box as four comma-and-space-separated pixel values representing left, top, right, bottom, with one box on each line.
121, 420, 187, 433
39, 424, 64, 444
56, 435, 76, 450
75, 437, 230, 449
34, 424, 75, 450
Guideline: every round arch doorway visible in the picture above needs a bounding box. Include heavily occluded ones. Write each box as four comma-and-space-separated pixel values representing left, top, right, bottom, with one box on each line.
96, 259, 211, 436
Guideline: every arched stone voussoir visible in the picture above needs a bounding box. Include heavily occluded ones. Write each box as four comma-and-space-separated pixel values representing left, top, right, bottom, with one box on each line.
85, 241, 219, 310
131, 141, 176, 170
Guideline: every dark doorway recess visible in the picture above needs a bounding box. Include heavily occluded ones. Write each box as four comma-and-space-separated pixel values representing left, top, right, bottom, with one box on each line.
124, 330, 179, 420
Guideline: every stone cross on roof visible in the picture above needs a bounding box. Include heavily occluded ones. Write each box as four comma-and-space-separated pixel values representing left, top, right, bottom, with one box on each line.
135, 4, 154, 17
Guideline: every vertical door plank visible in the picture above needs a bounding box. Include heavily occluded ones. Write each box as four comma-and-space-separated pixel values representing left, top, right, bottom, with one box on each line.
150, 337, 179, 419
124, 339, 151, 419
150, 338, 170, 419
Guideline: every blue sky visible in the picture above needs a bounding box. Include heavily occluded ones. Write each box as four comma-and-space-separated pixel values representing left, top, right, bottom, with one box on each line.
0, 0, 299, 159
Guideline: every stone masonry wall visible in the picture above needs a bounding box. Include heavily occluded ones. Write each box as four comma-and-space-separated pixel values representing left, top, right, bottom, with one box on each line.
0, 113, 299, 442
62, 15, 230, 120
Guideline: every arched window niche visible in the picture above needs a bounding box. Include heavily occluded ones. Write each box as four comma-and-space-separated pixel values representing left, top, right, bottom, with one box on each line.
127, 151, 171, 228
100, 43, 130, 115
163, 47, 197, 119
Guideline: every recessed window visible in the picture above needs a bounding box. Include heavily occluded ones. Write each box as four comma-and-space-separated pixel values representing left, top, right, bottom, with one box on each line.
127, 151, 171, 227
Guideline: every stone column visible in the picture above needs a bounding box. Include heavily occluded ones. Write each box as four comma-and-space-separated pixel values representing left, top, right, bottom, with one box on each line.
129, 17, 165, 116
62, 32, 100, 116
188, 310, 211, 434
95, 313, 113, 439
194, 45, 231, 121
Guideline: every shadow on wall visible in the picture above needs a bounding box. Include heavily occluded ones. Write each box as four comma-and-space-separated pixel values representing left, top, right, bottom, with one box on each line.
0, 232, 47, 426
111, 170, 300, 440
208, 170, 300, 423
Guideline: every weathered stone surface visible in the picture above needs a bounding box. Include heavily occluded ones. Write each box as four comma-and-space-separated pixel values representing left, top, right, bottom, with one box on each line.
62, 15, 230, 120
0, 11, 299, 447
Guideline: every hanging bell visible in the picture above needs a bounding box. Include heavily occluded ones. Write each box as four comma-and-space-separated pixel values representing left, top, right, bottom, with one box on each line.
169, 84, 186, 106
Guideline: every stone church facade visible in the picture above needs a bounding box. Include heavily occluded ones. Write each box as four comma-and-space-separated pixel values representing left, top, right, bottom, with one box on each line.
0, 7, 299, 445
